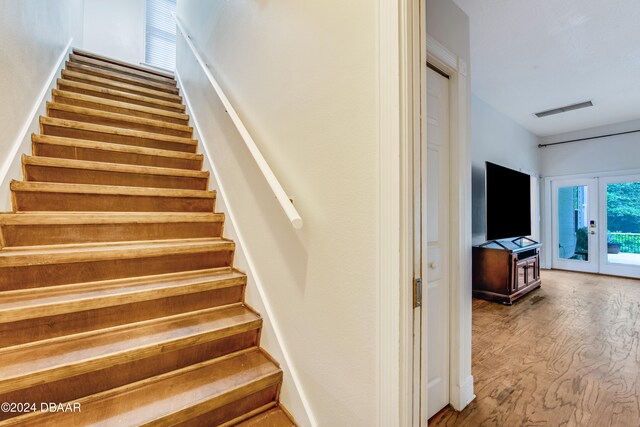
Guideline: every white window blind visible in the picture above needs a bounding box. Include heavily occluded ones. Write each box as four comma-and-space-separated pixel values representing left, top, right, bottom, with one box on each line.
145, 0, 176, 71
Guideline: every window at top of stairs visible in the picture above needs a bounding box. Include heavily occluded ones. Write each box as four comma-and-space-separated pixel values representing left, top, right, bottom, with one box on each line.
145, 0, 176, 71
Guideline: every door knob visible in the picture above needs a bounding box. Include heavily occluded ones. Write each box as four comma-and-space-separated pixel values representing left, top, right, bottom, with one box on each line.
429, 262, 438, 269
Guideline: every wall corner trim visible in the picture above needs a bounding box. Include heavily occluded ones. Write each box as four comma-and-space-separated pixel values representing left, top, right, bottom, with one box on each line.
0, 37, 73, 190
378, 0, 403, 425
450, 375, 475, 411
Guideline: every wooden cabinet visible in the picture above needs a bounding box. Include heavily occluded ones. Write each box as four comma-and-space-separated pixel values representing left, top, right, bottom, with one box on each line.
515, 256, 539, 292
472, 241, 542, 305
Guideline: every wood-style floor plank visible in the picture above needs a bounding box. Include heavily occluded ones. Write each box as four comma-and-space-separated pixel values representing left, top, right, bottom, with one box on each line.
430, 269, 640, 426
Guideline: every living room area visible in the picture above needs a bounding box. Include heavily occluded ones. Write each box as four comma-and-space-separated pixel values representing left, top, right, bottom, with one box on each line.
460, 1, 640, 282
429, 0, 640, 424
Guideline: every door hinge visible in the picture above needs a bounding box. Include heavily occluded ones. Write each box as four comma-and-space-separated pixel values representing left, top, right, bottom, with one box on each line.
413, 277, 422, 308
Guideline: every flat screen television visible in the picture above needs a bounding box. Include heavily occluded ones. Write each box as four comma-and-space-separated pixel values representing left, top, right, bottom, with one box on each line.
485, 161, 531, 241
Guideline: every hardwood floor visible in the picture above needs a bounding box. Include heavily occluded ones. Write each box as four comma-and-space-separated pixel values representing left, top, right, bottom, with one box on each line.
431, 269, 640, 427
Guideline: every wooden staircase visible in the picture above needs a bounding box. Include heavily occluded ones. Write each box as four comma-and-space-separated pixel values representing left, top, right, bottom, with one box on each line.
0, 49, 296, 426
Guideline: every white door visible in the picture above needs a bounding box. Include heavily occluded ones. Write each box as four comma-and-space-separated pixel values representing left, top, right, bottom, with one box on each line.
423, 66, 450, 421
551, 178, 598, 273
598, 174, 640, 279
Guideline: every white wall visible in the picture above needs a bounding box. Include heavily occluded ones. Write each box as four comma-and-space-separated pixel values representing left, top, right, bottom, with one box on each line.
0, 0, 84, 211
427, 0, 470, 64
471, 95, 541, 245
540, 118, 640, 178
176, 1, 379, 425
83, 0, 145, 64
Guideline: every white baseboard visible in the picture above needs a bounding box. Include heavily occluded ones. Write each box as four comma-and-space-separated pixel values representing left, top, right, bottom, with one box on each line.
450, 375, 475, 411
0, 38, 74, 211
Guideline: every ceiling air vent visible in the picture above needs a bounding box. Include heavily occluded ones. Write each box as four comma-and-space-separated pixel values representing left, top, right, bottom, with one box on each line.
534, 101, 593, 118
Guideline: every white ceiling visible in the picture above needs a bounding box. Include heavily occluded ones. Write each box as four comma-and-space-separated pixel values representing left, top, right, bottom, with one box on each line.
452, 0, 640, 137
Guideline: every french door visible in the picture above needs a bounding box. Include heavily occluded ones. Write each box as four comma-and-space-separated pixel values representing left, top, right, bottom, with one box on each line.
551, 175, 640, 278
551, 178, 599, 273
598, 174, 640, 278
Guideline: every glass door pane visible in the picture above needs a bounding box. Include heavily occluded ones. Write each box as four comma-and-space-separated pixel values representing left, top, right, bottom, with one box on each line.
552, 178, 598, 273
600, 176, 640, 278
606, 181, 640, 265
557, 185, 589, 261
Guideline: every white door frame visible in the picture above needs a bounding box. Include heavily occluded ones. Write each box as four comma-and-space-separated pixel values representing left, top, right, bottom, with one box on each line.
377, 1, 473, 423
424, 34, 474, 418
422, 64, 452, 421
377, 0, 415, 425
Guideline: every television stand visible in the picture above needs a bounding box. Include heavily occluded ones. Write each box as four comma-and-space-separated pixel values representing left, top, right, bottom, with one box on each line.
472, 238, 542, 305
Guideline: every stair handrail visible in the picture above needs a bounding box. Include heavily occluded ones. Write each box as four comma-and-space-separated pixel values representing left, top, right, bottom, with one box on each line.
172, 14, 303, 229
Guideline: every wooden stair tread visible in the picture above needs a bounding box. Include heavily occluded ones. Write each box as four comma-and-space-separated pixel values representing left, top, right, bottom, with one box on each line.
23, 156, 208, 179
40, 116, 197, 147
1, 349, 281, 427
61, 69, 181, 103
11, 182, 215, 213
66, 61, 179, 93
0, 237, 233, 267
0, 305, 260, 395
0, 212, 225, 247
72, 48, 175, 80
52, 89, 189, 123
57, 79, 185, 112
11, 181, 214, 198
0, 212, 222, 225
32, 134, 202, 162
236, 407, 297, 426
0, 267, 244, 322
47, 102, 193, 134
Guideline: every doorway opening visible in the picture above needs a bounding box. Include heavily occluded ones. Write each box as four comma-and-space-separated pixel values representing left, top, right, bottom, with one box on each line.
410, 31, 474, 427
